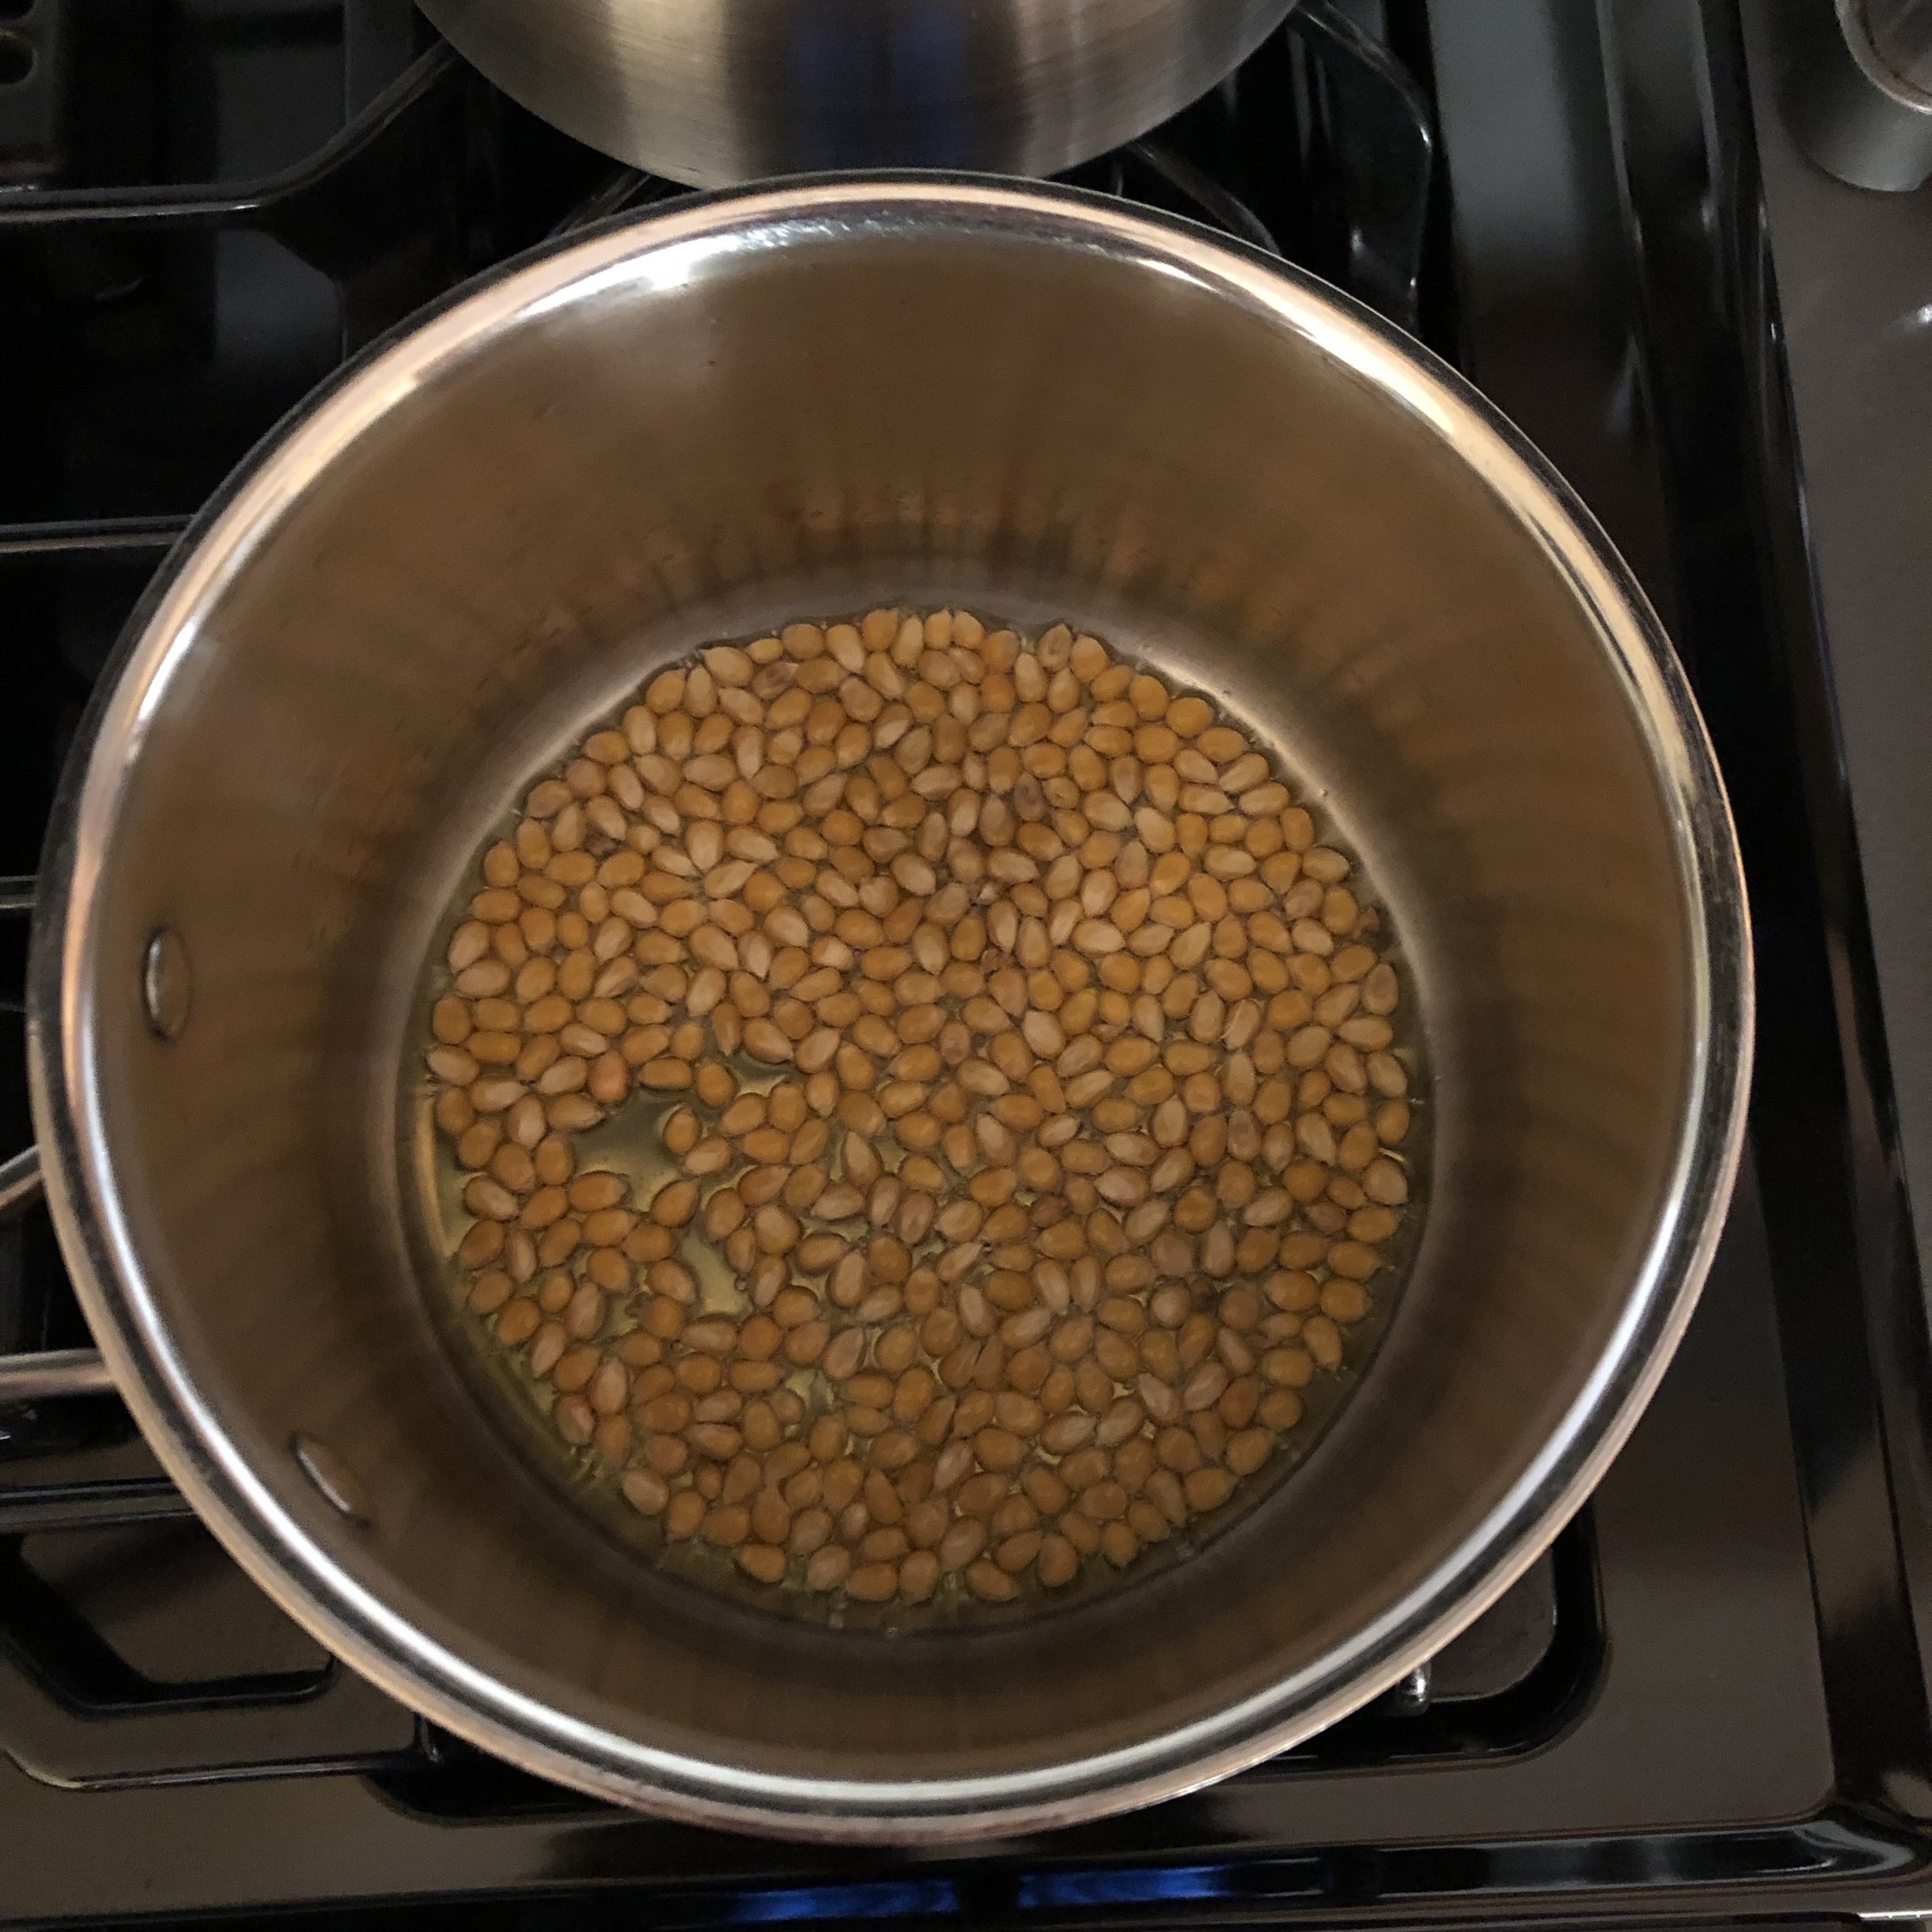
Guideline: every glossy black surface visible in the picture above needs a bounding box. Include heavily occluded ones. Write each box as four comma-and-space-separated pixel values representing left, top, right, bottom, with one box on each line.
3, 0, 1932, 1922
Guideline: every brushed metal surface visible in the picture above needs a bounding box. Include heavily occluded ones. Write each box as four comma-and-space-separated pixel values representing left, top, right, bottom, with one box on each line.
0, 1144, 43, 1220
26, 178, 1750, 1839
417, 0, 1297, 186
0, 1345, 115, 1403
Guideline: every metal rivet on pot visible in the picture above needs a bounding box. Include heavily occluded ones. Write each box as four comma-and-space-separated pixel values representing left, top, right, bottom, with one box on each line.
291, 1432, 371, 1525
141, 927, 192, 1041
1392, 1663, 1433, 1713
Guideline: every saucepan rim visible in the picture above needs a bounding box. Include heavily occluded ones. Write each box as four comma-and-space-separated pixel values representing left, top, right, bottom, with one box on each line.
25, 172, 1753, 1841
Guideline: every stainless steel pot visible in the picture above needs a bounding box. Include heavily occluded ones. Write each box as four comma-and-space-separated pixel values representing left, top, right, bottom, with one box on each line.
417, 0, 1297, 186
15, 177, 1750, 1839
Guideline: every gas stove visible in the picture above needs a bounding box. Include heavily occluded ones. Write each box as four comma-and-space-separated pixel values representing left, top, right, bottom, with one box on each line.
3, 1, 1931, 1923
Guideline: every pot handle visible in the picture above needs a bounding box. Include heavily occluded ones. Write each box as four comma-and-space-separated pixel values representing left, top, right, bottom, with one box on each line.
0, 1155, 113, 1403
0, 1145, 115, 1400
0, 875, 117, 1403
0, 1142, 42, 1216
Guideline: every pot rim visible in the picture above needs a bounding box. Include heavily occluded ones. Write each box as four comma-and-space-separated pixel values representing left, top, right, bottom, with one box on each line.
26, 172, 1754, 1842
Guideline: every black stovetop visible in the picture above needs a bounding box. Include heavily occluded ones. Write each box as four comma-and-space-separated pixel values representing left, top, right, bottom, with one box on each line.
3, 1, 1931, 1923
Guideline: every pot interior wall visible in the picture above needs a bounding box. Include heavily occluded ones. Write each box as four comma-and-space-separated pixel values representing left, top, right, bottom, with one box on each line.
68, 201, 1698, 1796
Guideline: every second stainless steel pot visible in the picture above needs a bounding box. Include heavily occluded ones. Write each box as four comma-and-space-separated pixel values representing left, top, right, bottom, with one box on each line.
26, 177, 1750, 1838
417, 0, 1298, 186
